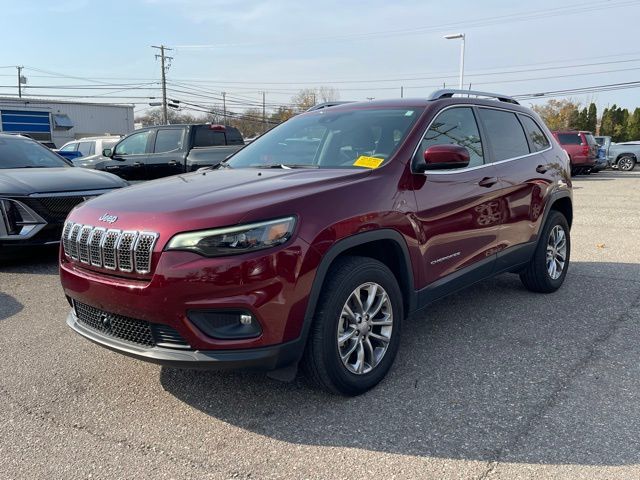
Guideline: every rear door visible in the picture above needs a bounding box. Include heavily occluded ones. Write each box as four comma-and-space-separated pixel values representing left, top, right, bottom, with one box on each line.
106, 130, 153, 180
411, 106, 503, 294
146, 127, 187, 179
477, 108, 555, 270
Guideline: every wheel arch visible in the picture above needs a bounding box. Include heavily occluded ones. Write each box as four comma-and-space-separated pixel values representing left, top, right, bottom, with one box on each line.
296, 229, 416, 360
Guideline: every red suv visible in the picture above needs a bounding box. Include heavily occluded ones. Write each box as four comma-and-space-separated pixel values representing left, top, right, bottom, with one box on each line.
551, 130, 597, 175
59, 90, 573, 395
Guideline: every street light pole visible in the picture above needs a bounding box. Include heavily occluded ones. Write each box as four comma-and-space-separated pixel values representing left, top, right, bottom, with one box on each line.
444, 33, 465, 89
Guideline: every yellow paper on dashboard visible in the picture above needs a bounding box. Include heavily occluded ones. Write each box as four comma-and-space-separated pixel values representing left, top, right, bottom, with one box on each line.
353, 156, 384, 169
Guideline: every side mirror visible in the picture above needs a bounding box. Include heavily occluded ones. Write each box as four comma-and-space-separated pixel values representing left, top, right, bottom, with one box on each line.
416, 144, 470, 172
102, 148, 113, 158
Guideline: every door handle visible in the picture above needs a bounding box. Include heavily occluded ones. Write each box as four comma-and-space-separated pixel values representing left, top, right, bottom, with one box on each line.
133, 162, 144, 167
536, 165, 549, 174
478, 176, 498, 188
168, 160, 178, 166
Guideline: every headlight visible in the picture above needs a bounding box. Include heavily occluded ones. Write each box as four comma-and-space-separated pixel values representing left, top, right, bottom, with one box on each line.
0, 198, 46, 239
166, 216, 296, 257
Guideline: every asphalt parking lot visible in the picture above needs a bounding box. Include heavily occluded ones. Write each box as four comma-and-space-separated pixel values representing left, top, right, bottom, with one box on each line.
1, 170, 639, 480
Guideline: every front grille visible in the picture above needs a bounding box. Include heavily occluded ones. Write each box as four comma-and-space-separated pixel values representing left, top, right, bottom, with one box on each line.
22, 196, 86, 222
73, 301, 190, 349
62, 221, 158, 274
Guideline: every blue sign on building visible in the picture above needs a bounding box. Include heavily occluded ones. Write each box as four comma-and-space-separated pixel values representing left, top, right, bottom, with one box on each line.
1, 110, 51, 133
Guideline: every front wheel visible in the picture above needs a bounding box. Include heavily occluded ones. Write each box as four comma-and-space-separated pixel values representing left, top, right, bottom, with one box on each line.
303, 256, 403, 396
618, 155, 636, 171
520, 210, 570, 293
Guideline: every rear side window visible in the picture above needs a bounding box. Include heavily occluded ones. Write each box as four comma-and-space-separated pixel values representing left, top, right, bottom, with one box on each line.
225, 127, 244, 145
194, 127, 226, 147
557, 133, 582, 145
416, 107, 484, 168
519, 115, 550, 152
478, 108, 529, 161
154, 128, 185, 153
77, 141, 93, 156
584, 133, 597, 146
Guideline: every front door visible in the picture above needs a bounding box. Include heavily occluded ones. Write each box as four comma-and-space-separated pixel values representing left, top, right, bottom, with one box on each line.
146, 127, 187, 179
106, 130, 152, 181
411, 106, 505, 297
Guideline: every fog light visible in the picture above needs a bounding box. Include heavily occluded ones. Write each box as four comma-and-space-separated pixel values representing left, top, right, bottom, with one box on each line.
187, 310, 262, 340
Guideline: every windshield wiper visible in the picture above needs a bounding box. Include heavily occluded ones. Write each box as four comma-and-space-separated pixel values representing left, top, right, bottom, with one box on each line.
257, 163, 318, 169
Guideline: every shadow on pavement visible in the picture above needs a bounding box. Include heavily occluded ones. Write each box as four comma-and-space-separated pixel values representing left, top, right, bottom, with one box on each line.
0, 292, 23, 321
160, 261, 640, 466
0, 245, 59, 275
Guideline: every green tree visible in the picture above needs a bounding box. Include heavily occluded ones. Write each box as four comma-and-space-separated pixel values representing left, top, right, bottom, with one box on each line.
626, 108, 640, 140
586, 103, 597, 132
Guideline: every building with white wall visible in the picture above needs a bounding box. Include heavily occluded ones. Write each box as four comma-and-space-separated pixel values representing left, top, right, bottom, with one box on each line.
0, 97, 134, 148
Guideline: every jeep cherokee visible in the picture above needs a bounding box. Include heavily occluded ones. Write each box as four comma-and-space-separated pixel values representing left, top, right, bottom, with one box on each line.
59, 89, 573, 396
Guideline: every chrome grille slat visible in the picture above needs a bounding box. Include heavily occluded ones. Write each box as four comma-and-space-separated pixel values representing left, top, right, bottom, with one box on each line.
134, 232, 158, 274
61, 222, 73, 254
77, 226, 93, 264
61, 222, 158, 275
68, 224, 83, 260
101, 229, 121, 270
116, 231, 138, 273
88, 227, 106, 266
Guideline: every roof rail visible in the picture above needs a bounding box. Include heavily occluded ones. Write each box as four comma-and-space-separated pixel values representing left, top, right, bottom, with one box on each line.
306, 101, 354, 112
428, 89, 520, 105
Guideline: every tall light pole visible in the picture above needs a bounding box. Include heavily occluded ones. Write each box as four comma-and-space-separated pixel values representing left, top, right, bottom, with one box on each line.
444, 33, 465, 89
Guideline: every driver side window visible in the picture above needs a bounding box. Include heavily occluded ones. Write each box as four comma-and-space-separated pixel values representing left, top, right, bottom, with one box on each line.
114, 131, 152, 156
415, 107, 484, 169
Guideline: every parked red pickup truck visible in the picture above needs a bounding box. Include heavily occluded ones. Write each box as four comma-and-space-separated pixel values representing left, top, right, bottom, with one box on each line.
60, 90, 573, 395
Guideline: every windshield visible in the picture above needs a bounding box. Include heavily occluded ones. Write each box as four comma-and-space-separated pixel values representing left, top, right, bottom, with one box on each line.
226, 107, 423, 169
0, 136, 71, 169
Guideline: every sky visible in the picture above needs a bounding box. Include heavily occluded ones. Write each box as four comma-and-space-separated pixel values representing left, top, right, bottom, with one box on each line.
1, 0, 640, 117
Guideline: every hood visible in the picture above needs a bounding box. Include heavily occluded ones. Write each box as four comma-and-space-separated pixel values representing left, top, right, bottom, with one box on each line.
69, 168, 372, 236
0, 167, 127, 196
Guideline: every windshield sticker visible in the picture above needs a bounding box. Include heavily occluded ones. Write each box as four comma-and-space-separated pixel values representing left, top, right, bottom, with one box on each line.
405, 110, 414, 116
354, 156, 384, 169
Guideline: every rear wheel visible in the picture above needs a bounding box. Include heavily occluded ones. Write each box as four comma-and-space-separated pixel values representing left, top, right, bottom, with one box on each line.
520, 210, 570, 293
618, 155, 636, 171
303, 256, 403, 396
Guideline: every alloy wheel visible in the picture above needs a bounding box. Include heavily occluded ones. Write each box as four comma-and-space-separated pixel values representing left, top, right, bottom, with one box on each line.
546, 225, 567, 280
337, 282, 393, 375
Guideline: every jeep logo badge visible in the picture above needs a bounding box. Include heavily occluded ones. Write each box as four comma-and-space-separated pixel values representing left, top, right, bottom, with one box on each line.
98, 213, 118, 224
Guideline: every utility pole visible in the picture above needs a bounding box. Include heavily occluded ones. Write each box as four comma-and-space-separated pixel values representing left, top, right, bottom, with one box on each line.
151, 45, 173, 124
17, 66, 23, 98
222, 92, 226, 125
262, 91, 266, 133
400, 86, 404, 98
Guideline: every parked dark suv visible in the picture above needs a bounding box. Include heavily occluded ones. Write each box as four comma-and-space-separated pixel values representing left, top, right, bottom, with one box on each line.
59, 90, 572, 395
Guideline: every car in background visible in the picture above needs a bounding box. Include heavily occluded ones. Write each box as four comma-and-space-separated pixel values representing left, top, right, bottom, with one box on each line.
0, 133, 127, 253
607, 141, 639, 171
593, 135, 611, 172
58, 136, 121, 159
551, 130, 597, 175
87, 124, 245, 181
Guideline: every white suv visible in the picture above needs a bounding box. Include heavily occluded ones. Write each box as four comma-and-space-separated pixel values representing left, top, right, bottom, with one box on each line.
58, 136, 121, 158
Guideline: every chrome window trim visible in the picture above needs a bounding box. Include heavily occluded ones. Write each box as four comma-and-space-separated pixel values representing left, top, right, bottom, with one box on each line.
411, 104, 553, 175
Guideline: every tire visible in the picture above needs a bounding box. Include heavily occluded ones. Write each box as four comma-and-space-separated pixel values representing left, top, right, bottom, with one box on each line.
618, 155, 636, 172
519, 210, 570, 293
303, 256, 403, 396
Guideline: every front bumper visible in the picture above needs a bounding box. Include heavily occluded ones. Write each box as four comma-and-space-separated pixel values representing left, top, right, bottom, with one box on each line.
67, 309, 304, 370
